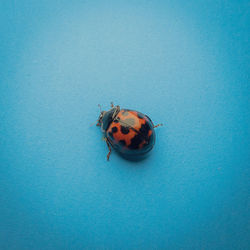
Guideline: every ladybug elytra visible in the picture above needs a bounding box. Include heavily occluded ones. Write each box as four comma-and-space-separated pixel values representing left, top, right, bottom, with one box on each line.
97, 103, 162, 160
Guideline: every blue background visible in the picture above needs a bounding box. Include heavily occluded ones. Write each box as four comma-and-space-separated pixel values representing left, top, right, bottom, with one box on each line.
0, 1, 249, 249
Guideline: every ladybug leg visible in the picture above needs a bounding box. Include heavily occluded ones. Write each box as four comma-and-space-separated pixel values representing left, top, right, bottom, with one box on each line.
105, 138, 112, 161
153, 123, 163, 128
111, 102, 114, 108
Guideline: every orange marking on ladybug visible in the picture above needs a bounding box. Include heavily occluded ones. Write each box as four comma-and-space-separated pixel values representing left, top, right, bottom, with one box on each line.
148, 130, 152, 137
113, 127, 137, 146
139, 139, 147, 149
118, 111, 146, 131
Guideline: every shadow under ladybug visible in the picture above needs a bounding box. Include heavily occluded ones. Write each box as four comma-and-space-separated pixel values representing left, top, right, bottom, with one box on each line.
96, 103, 162, 161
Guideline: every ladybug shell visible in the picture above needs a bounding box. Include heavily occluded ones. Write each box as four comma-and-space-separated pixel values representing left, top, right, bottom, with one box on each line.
106, 109, 155, 156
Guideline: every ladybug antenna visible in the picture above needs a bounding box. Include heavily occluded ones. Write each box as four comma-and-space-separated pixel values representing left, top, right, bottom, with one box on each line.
90, 120, 99, 127
98, 104, 102, 112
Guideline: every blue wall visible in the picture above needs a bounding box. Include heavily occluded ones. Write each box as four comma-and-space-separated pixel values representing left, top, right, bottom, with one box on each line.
0, 1, 249, 249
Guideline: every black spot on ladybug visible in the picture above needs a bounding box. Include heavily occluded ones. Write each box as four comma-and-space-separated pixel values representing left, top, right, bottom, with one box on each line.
148, 134, 153, 144
122, 111, 129, 116
112, 127, 118, 133
140, 141, 147, 148
123, 118, 135, 126
137, 112, 145, 119
121, 126, 130, 134
140, 123, 150, 136
108, 132, 114, 139
119, 140, 126, 146
128, 134, 143, 149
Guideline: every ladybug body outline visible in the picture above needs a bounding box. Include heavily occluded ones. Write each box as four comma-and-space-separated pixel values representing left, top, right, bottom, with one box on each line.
97, 104, 162, 160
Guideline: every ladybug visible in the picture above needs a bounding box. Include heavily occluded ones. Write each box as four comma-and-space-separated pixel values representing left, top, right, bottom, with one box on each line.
97, 103, 162, 160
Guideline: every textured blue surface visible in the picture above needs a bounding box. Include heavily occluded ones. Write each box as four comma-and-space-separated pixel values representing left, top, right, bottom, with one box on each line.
0, 1, 249, 249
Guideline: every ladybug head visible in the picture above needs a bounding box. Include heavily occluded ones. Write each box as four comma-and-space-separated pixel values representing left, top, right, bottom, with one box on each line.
97, 105, 120, 132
